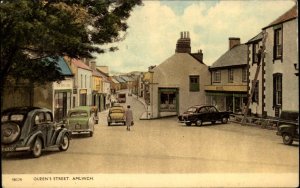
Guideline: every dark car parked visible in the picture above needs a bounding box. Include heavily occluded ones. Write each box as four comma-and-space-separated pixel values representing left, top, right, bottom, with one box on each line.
178, 105, 231, 126
276, 111, 299, 145
1, 107, 71, 157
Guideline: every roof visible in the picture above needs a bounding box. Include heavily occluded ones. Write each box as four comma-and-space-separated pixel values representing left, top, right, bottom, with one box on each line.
120, 75, 135, 82
111, 77, 119, 84
92, 69, 103, 77
246, 32, 263, 44
47, 57, 73, 76
114, 76, 126, 83
263, 5, 297, 29
71, 59, 92, 71
210, 44, 247, 69
96, 68, 109, 78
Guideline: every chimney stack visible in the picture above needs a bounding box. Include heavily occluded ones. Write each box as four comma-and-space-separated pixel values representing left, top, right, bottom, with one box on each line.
90, 61, 96, 70
229, 37, 240, 50
175, 31, 191, 53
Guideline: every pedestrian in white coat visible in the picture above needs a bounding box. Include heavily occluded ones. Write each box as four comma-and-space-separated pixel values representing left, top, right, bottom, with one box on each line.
125, 105, 134, 131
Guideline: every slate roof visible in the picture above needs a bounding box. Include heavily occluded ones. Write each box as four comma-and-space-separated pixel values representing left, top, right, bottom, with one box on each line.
263, 5, 297, 29
210, 44, 247, 69
246, 32, 263, 44
47, 57, 73, 76
71, 59, 91, 71
92, 69, 103, 77
111, 77, 119, 84
120, 75, 135, 82
114, 76, 126, 83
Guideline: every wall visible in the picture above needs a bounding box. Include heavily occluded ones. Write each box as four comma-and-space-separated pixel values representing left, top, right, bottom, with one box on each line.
150, 53, 209, 118
248, 40, 264, 115
264, 19, 298, 117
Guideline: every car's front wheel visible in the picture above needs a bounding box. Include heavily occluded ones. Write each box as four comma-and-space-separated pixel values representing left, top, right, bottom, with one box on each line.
221, 117, 228, 124
282, 133, 293, 145
32, 137, 42, 158
195, 119, 202, 126
59, 134, 70, 151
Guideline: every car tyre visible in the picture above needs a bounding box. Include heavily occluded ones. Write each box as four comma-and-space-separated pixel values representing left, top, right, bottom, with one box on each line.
32, 137, 42, 158
221, 117, 228, 124
59, 134, 70, 151
211, 121, 216, 124
195, 119, 202, 126
90, 131, 93, 137
282, 133, 293, 145
108, 122, 111, 126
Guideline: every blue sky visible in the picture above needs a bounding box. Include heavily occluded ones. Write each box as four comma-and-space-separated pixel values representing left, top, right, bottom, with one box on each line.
95, 0, 296, 74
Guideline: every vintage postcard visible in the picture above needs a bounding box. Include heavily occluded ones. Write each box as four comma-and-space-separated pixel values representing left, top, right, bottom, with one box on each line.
1, 0, 298, 187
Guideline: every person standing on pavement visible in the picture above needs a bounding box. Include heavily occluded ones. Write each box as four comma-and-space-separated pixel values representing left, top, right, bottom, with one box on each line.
125, 105, 134, 131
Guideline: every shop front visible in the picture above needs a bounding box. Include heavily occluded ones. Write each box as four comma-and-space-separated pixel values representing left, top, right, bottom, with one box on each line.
158, 88, 179, 117
206, 92, 247, 114
53, 79, 73, 122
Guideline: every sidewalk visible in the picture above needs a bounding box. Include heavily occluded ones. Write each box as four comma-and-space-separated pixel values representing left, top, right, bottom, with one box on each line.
131, 94, 150, 120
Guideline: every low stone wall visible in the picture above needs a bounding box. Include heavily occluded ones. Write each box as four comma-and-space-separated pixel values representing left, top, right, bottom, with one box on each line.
230, 114, 278, 130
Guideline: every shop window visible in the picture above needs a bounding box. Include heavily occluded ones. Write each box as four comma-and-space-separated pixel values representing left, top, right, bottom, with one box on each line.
189, 75, 199, 92
160, 92, 177, 112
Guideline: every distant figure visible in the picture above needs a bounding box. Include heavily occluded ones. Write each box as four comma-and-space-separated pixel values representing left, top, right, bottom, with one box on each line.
125, 105, 134, 131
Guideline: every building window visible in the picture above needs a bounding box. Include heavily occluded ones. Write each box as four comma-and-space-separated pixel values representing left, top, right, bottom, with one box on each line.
189, 75, 200, 92
252, 42, 260, 65
228, 69, 234, 83
242, 67, 247, 82
252, 81, 259, 103
160, 91, 177, 112
274, 27, 282, 60
85, 75, 87, 88
273, 73, 282, 106
213, 71, 221, 83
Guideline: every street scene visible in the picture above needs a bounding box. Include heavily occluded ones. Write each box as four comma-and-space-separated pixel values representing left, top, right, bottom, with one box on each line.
2, 92, 298, 174
1, 1, 299, 187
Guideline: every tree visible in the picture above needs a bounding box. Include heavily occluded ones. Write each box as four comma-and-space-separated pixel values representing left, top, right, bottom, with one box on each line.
0, 0, 142, 108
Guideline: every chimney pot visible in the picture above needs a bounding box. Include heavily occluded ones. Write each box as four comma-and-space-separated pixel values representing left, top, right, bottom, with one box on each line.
180, 32, 183, 38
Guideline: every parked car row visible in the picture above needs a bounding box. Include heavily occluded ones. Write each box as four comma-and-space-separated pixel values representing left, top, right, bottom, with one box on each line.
1, 106, 99, 158
178, 105, 299, 146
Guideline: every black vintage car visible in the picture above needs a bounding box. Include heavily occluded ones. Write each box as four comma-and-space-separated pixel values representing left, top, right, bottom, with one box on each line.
276, 111, 299, 145
178, 105, 231, 126
1, 107, 71, 157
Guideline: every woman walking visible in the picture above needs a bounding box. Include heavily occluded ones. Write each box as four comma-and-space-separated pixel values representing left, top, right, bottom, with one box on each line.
125, 105, 134, 131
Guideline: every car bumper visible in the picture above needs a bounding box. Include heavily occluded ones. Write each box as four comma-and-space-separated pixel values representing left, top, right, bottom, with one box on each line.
178, 120, 191, 123
1, 145, 30, 152
108, 120, 125, 123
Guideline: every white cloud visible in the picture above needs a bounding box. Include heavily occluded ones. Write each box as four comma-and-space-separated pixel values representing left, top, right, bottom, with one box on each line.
95, 0, 296, 73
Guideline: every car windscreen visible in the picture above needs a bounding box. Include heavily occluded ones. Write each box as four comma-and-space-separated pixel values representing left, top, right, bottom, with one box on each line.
69, 111, 88, 117
187, 107, 197, 113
